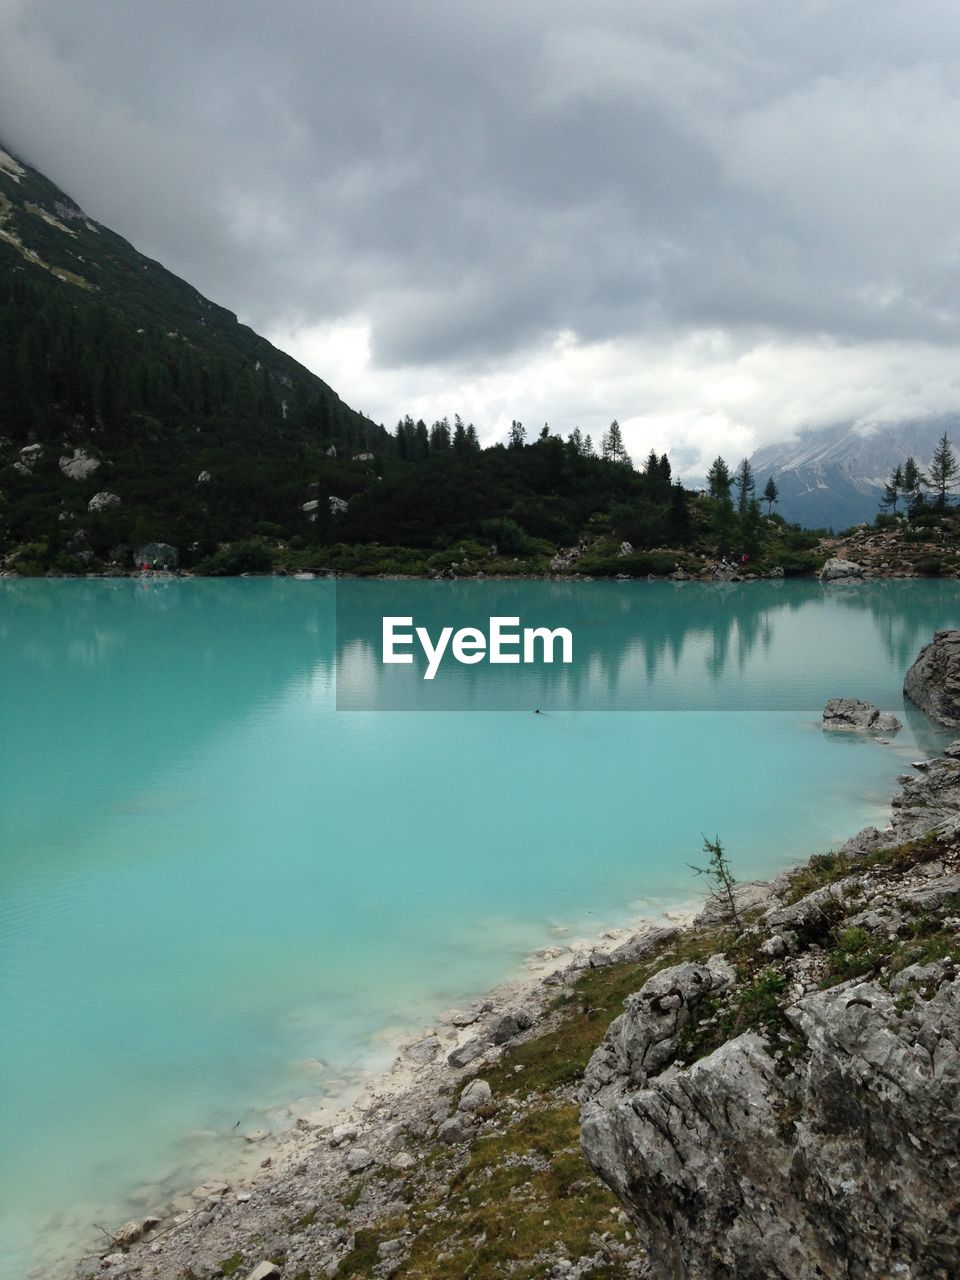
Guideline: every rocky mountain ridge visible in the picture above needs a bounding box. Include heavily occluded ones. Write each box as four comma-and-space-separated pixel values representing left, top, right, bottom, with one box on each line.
746, 418, 959, 529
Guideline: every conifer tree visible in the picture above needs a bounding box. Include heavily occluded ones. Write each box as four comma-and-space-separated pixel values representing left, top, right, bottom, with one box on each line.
706, 456, 732, 501
734, 458, 755, 516
928, 433, 958, 509
762, 476, 780, 514
903, 456, 926, 513
880, 463, 903, 515
601, 419, 631, 466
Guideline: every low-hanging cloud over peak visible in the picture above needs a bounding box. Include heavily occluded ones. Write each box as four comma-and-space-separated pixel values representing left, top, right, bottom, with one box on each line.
3, 0, 960, 465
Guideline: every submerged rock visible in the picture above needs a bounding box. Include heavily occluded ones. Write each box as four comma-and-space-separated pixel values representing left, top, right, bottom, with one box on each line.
822, 696, 902, 734
904, 630, 960, 726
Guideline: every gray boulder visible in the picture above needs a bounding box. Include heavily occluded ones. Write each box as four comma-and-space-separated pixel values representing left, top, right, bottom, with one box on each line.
245, 1264, 282, 1280
458, 1078, 493, 1114
88, 490, 121, 513
904, 630, 960, 726
822, 696, 902, 734
402, 1034, 442, 1066
133, 542, 178, 569
344, 1146, 374, 1174
819, 557, 863, 582
437, 1114, 473, 1143
447, 1037, 485, 1069
59, 448, 100, 480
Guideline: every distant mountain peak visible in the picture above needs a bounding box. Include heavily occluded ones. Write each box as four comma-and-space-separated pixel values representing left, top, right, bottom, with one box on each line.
748, 417, 960, 528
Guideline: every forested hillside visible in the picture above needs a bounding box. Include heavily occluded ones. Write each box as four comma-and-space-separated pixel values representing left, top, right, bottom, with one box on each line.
0, 142, 822, 577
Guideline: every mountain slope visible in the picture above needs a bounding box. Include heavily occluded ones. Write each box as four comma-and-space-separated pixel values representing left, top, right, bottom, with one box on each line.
747, 418, 959, 529
0, 139, 385, 565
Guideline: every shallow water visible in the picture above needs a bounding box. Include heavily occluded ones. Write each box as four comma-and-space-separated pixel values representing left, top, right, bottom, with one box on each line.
1, 577, 958, 1274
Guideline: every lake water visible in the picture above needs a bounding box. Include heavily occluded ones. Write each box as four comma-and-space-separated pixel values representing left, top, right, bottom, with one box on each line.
2, 577, 958, 1275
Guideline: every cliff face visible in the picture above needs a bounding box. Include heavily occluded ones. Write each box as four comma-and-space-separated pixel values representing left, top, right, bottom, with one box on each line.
581, 754, 960, 1279
904, 629, 960, 727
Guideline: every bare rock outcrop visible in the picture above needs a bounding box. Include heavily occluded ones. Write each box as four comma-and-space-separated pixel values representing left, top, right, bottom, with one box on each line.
904, 629, 960, 726
582, 958, 960, 1279
581, 726, 960, 1279
59, 448, 100, 480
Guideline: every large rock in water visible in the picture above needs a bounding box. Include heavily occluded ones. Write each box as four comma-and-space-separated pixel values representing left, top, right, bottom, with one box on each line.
822, 696, 901, 733
581, 958, 960, 1279
904, 630, 960, 726
819, 556, 863, 581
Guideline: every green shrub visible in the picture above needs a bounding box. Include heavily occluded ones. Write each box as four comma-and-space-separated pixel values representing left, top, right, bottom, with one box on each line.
777, 550, 820, 576
574, 550, 679, 577
917, 556, 944, 576
194, 539, 274, 575
479, 517, 534, 555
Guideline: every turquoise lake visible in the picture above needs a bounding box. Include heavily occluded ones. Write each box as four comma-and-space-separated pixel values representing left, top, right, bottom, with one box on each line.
2, 577, 959, 1275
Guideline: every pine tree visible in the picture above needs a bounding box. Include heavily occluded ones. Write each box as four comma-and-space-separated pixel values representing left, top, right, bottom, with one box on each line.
734, 458, 755, 516
741, 496, 763, 558
667, 480, 691, 544
601, 419, 631, 466
689, 836, 741, 929
508, 419, 526, 449
928, 432, 958, 509
880, 463, 903, 515
762, 476, 779, 515
429, 418, 451, 452
706, 456, 732, 501
452, 414, 467, 456
568, 427, 585, 455
903, 456, 926, 513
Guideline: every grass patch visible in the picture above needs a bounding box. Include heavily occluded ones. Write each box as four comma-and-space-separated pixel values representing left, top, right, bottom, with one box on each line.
782, 833, 944, 905
219, 1253, 244, 1277
484, 933, 723, 1097
349, 1104, 634, 1280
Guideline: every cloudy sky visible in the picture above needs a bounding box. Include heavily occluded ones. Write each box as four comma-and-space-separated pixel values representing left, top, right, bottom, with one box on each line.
2, 0, 960, 472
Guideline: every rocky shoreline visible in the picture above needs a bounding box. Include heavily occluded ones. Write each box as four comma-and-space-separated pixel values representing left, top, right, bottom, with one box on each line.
61, 635, 960, 1280
5, 523, 960, 583
69, 909, 695, 1280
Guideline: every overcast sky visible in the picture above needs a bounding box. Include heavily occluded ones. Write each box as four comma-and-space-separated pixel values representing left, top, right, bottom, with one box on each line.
3, 0, 960, 472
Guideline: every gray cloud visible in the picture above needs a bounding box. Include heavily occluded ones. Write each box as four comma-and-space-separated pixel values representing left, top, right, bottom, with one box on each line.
2, 0, 960, 445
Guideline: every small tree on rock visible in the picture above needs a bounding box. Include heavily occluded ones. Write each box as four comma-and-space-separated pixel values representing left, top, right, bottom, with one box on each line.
689, 835, 741, 929
763, 476, 780, 515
